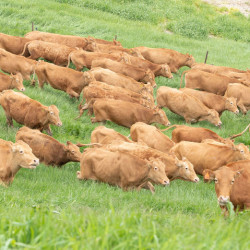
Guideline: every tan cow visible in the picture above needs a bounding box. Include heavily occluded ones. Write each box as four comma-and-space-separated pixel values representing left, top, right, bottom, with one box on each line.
134, 46, 195, 73
203, 161, 250, 212
180, 88, 239, 116
0, 32, 31, 55
157, 87, 222, 126
21, 40, 75, 66
91, 99, 170, 128
0, 90, 62, 135
34, 61, 95, 98
0, 48, 38, 80
77, 147, 169, 193
85, 36, 122, 46
224, 83, 250, 114
130, 122, 175, 153
16, 127, 81, 167
226, 71, 250, 86
91, 58, 156, 87
0, 72, 24, 91
171, 141, 249, 174
0, 139, 39, 186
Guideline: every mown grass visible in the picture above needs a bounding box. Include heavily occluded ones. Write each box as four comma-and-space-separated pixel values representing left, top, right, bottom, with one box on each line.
0, 0, 249, 248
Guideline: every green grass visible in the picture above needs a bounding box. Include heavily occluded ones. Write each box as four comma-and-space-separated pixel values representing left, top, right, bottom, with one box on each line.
0, 0, 249, 248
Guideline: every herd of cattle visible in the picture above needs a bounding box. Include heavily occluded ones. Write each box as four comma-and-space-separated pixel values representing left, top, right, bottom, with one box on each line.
0, 31, 249, 215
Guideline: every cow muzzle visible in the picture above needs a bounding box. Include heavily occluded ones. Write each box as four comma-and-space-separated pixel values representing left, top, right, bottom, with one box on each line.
20, 88, 25, 92
162, 179, 170, 186
194, 177, 200, 183
218, 196, 229, 205
57, 122, 63, 127
29, 159, 39, 169
216, 122, 222, 128
234, 110, 239, 114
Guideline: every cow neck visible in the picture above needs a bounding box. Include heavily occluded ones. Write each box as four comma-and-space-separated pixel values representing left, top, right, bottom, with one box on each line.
161, 154, 178, 178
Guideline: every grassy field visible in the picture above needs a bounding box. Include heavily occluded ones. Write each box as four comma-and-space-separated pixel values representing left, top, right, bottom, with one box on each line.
0, 0, 250, 248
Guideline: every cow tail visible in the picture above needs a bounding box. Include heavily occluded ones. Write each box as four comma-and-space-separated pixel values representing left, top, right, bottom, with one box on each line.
179, 70, 189, 89
67, 51, 74, 68
30, 60, 41, 85
229, 123, 250, 139
20, 41, 31, 57
160, 125, 179, 132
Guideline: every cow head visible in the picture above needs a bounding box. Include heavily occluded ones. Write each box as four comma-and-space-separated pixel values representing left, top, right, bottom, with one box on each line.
147, 158, 170, 186
160, 64, 173, 79
185, 54, 195, 67
83, 71, 96, 86
175, 157, 199, 182
152, 107, 171, 126
10, 73, 25, 91
143, 69, 156, 88
113, 39, 122, 46
235, 143, 250, 159
85, 37, 99, 52
48, 105, 62, 127
224, 97, 239, 114
130, 48, 144, 59
120, 52, 131, 64
207, 109, 222, 127
140, 82, 154, 96
66, 141, 82, 162
202, 167, 242, 206
12, 140, 39, 169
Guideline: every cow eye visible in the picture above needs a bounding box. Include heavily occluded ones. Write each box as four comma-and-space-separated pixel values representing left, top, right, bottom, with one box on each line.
72, 150, 75, 153
214, 178, 218, 183
154, 167, 158, 171
240, 150, 244, 154
50, 111, 54, 115
230, 102, 233, 105
185, 167, 188, 170
19, 150, 24, 154
231, 180, 234, 184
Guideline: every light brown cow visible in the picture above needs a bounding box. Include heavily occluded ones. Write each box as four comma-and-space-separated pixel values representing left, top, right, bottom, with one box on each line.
34, 61, 95, 98
180, 69, 242, 95
91, 58, 156, 87
180, 88, 239, 116
134, 46, 195, 73
91, 99, 170, 128
157, 87, 222, 126
77, 147, 169, 193
0, 48, 38, 80
171, 141, 249, 174
203, 161, 250, 212
0, 72, 24, 91
226, 71, 250, 86
0, 90, 62, 135
0, 139, 39, 186
16, 127, 81, 167
130, 122, 175, 153
224, 83, 250, 114
21, 40, 75, 66
0, 32, 31, 55
86, 36, 122, 46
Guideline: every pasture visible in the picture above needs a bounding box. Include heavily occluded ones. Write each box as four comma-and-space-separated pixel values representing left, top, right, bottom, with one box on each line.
0, 0, 249, 248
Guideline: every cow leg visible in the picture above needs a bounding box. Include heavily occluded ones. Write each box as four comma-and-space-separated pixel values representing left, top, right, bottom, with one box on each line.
44, 125, 52, 136
67, 89, 80, 99
237, 102, 247, 115
5, 113, 13, 127
137, 181, 155, 194
91, 117, 106, 124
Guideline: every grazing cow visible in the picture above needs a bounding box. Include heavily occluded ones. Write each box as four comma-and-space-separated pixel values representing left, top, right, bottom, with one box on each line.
0, 90, 62, 135
0, 48, 38, 80
0, 72, 24, 91
134, 46, 195, 73
130, 122, 175, 153
91, 59, 156, 87
77, 148, 169, 193
0, 32, 31, 55
91, 99, 170, 128
180, 69, 242, 95
0, 139, 39, 186
226, 71, 250, 86
203, 161, 250, 212
180, 88, 239, 116
16, 127, 82, 167
21, 40, 75, 66
171, 141, 249, 174
224, 83, 250, 114
88, 36, 121, 46
157, 87, 222, 126
34, 61, 95, 98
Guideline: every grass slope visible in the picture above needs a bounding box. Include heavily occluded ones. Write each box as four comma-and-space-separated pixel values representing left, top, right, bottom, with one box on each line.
0, 0, 249, 248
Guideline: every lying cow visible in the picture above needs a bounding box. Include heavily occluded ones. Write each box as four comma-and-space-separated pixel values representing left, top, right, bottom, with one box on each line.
77, 147, 169, 193
157, 86, 222, 126
0, 139, 39, 186
91, 99, 170, 128
34, 61, 95, 98
130, 122, 175, 153
0, 90, 62, 135
91, 58, 156, 87
0, 72, 24, 91
16, 127, 82, 167
224, 83, 250, 114
134, 46, 195, 73
180, 88, 239, 116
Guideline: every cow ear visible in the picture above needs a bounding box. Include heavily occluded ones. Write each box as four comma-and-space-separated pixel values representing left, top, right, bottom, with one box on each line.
66, 141, 72, 146
202, 169, 215, 181
175, 157, 182, 167
182, 156, 186, 161
12, 144, 17, 153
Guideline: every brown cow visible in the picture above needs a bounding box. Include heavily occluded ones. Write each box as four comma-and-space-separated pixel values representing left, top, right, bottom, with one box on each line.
91, 99, 170, 128
134, 46, 195, 73
0, 32, 31, 55
180, 69, 242, 95
203, 161, 250, 212
226, 71, 250, 86
34, 61, 95, 98
16, 127, 82, 167
180, 88, 239, 116
0, 72, 24, 91
21, 40, 75, 66
224, 83, 250, 114
91, 58, 156, 87
0, 48, 38, 80
171, 141, 249, 174
77, 147, 169, 193
0, 90, 62, 135
0, 139, 39, 186
130, 122, 175, 153
86, 36, 122, 46
157, 87, 222, 126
